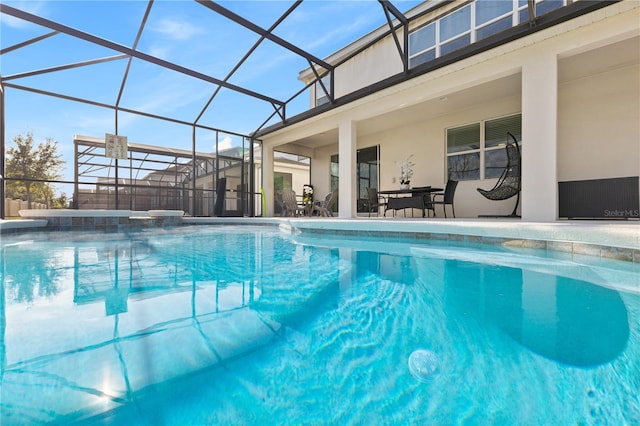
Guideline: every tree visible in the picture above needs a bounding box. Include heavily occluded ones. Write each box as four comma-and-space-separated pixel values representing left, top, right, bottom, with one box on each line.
52, 193, 69, 209
5, 132, 65, 208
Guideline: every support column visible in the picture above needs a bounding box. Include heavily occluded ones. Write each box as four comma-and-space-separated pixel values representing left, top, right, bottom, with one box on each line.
521, 51, 558, 221
262, 143, 275, 217
338, 120, 357, 218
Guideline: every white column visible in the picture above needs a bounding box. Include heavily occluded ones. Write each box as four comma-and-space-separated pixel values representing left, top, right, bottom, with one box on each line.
521, 51, 558, 221
262, 143, 275, 217
338, 120, 357, 218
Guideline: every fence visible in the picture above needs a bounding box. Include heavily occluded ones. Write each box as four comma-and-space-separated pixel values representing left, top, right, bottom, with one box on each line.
4, 198, 49, 217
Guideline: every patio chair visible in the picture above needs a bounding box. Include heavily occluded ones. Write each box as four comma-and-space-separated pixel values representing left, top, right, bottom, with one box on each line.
431, 180, 458, 218
281, 189, 305, 217
477, 132, 521, 217
313, 189, 338, 217
412, 186, 436, 217
365, 187, 387, 216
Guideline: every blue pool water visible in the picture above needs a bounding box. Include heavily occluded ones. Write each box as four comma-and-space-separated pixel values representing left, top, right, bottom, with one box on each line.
1, 225, 639, 425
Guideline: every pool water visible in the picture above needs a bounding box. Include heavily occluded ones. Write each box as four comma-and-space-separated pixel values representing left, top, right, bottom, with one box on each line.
1, 225, 639, 425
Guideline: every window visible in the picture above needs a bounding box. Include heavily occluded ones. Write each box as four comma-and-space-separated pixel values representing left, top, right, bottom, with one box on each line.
440, 5, 471, 55
476, 0, 512, 24
446, 114, 521, 181
440, 5, 471, 42
518, 0, 532, 22
315, 74, 331, 107
330, 146, 380, 214
446, 123, 481, 181
536, 0, 564, 16
484, 114, 521, 178
330, 154, 339, 192
475, 0, 513, 41
409, 22, 436, 68
274, 172, 293, 215
408, 0, 567, 68
329, 154, 339, 215
357, 146, 379, 213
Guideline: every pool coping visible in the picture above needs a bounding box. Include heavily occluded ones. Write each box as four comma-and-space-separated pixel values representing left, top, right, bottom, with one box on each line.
279, 217, 640, 263
2, 210, 638, 262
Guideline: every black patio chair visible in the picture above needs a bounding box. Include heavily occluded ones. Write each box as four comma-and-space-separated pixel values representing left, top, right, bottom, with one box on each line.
365, 187, 387, 216
431, 180, 458, 218
477, 132, 521, 217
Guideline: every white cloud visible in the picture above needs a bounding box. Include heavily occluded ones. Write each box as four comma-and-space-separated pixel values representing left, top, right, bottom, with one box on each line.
218, 136, 233, 150
72, 114, 116, 133
2, 1, 49, 28
305, 14, 375, 52
152, 18, 205, 41
229, 50, 295, 86
277, 2, 379, 53
148, 45, 171, 60
123, 69, 211, 117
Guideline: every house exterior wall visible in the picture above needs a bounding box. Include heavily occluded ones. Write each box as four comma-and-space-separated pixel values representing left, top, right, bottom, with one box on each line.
304, 1, 474, 101
331, 38, 403, 100
558, 64, 640, 182
266, 1, 639, 220
311, 146, 333, 200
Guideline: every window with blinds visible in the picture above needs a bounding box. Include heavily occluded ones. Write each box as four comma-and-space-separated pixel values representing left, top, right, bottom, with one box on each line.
446, 113, 521, 181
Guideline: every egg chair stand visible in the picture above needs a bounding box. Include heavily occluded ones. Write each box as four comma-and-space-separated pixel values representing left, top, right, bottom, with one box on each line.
477, 132, 521, 218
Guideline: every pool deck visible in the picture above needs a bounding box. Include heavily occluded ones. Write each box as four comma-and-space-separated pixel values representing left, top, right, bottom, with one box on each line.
2, 209, 639, 261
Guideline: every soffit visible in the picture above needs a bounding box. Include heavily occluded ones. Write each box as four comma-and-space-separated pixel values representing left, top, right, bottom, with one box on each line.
283, 73, 521, 150
558, 36, 640, 83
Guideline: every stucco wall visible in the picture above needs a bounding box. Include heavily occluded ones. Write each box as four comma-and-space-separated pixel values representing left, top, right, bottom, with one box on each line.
333, 38, 404, 99
558, 64, 640, 182
311, 146, 333, 199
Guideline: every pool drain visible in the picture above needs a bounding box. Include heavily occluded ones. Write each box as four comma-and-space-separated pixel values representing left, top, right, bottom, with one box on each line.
408, 349, 440, 383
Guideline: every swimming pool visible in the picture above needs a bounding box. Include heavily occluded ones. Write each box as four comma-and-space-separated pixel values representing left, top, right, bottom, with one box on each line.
1, 225, 639, 424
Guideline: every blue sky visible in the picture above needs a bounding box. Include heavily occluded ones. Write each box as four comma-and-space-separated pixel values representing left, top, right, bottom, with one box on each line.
1, 0, 422, 187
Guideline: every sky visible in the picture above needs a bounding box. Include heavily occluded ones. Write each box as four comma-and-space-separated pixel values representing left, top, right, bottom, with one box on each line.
1, 0, 423, 189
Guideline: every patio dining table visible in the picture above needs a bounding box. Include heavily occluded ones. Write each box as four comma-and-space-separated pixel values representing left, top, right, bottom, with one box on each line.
379, 186, 443, 217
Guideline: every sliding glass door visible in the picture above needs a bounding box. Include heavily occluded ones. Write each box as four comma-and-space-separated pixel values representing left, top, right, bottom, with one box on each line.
330, 145, 380, 214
